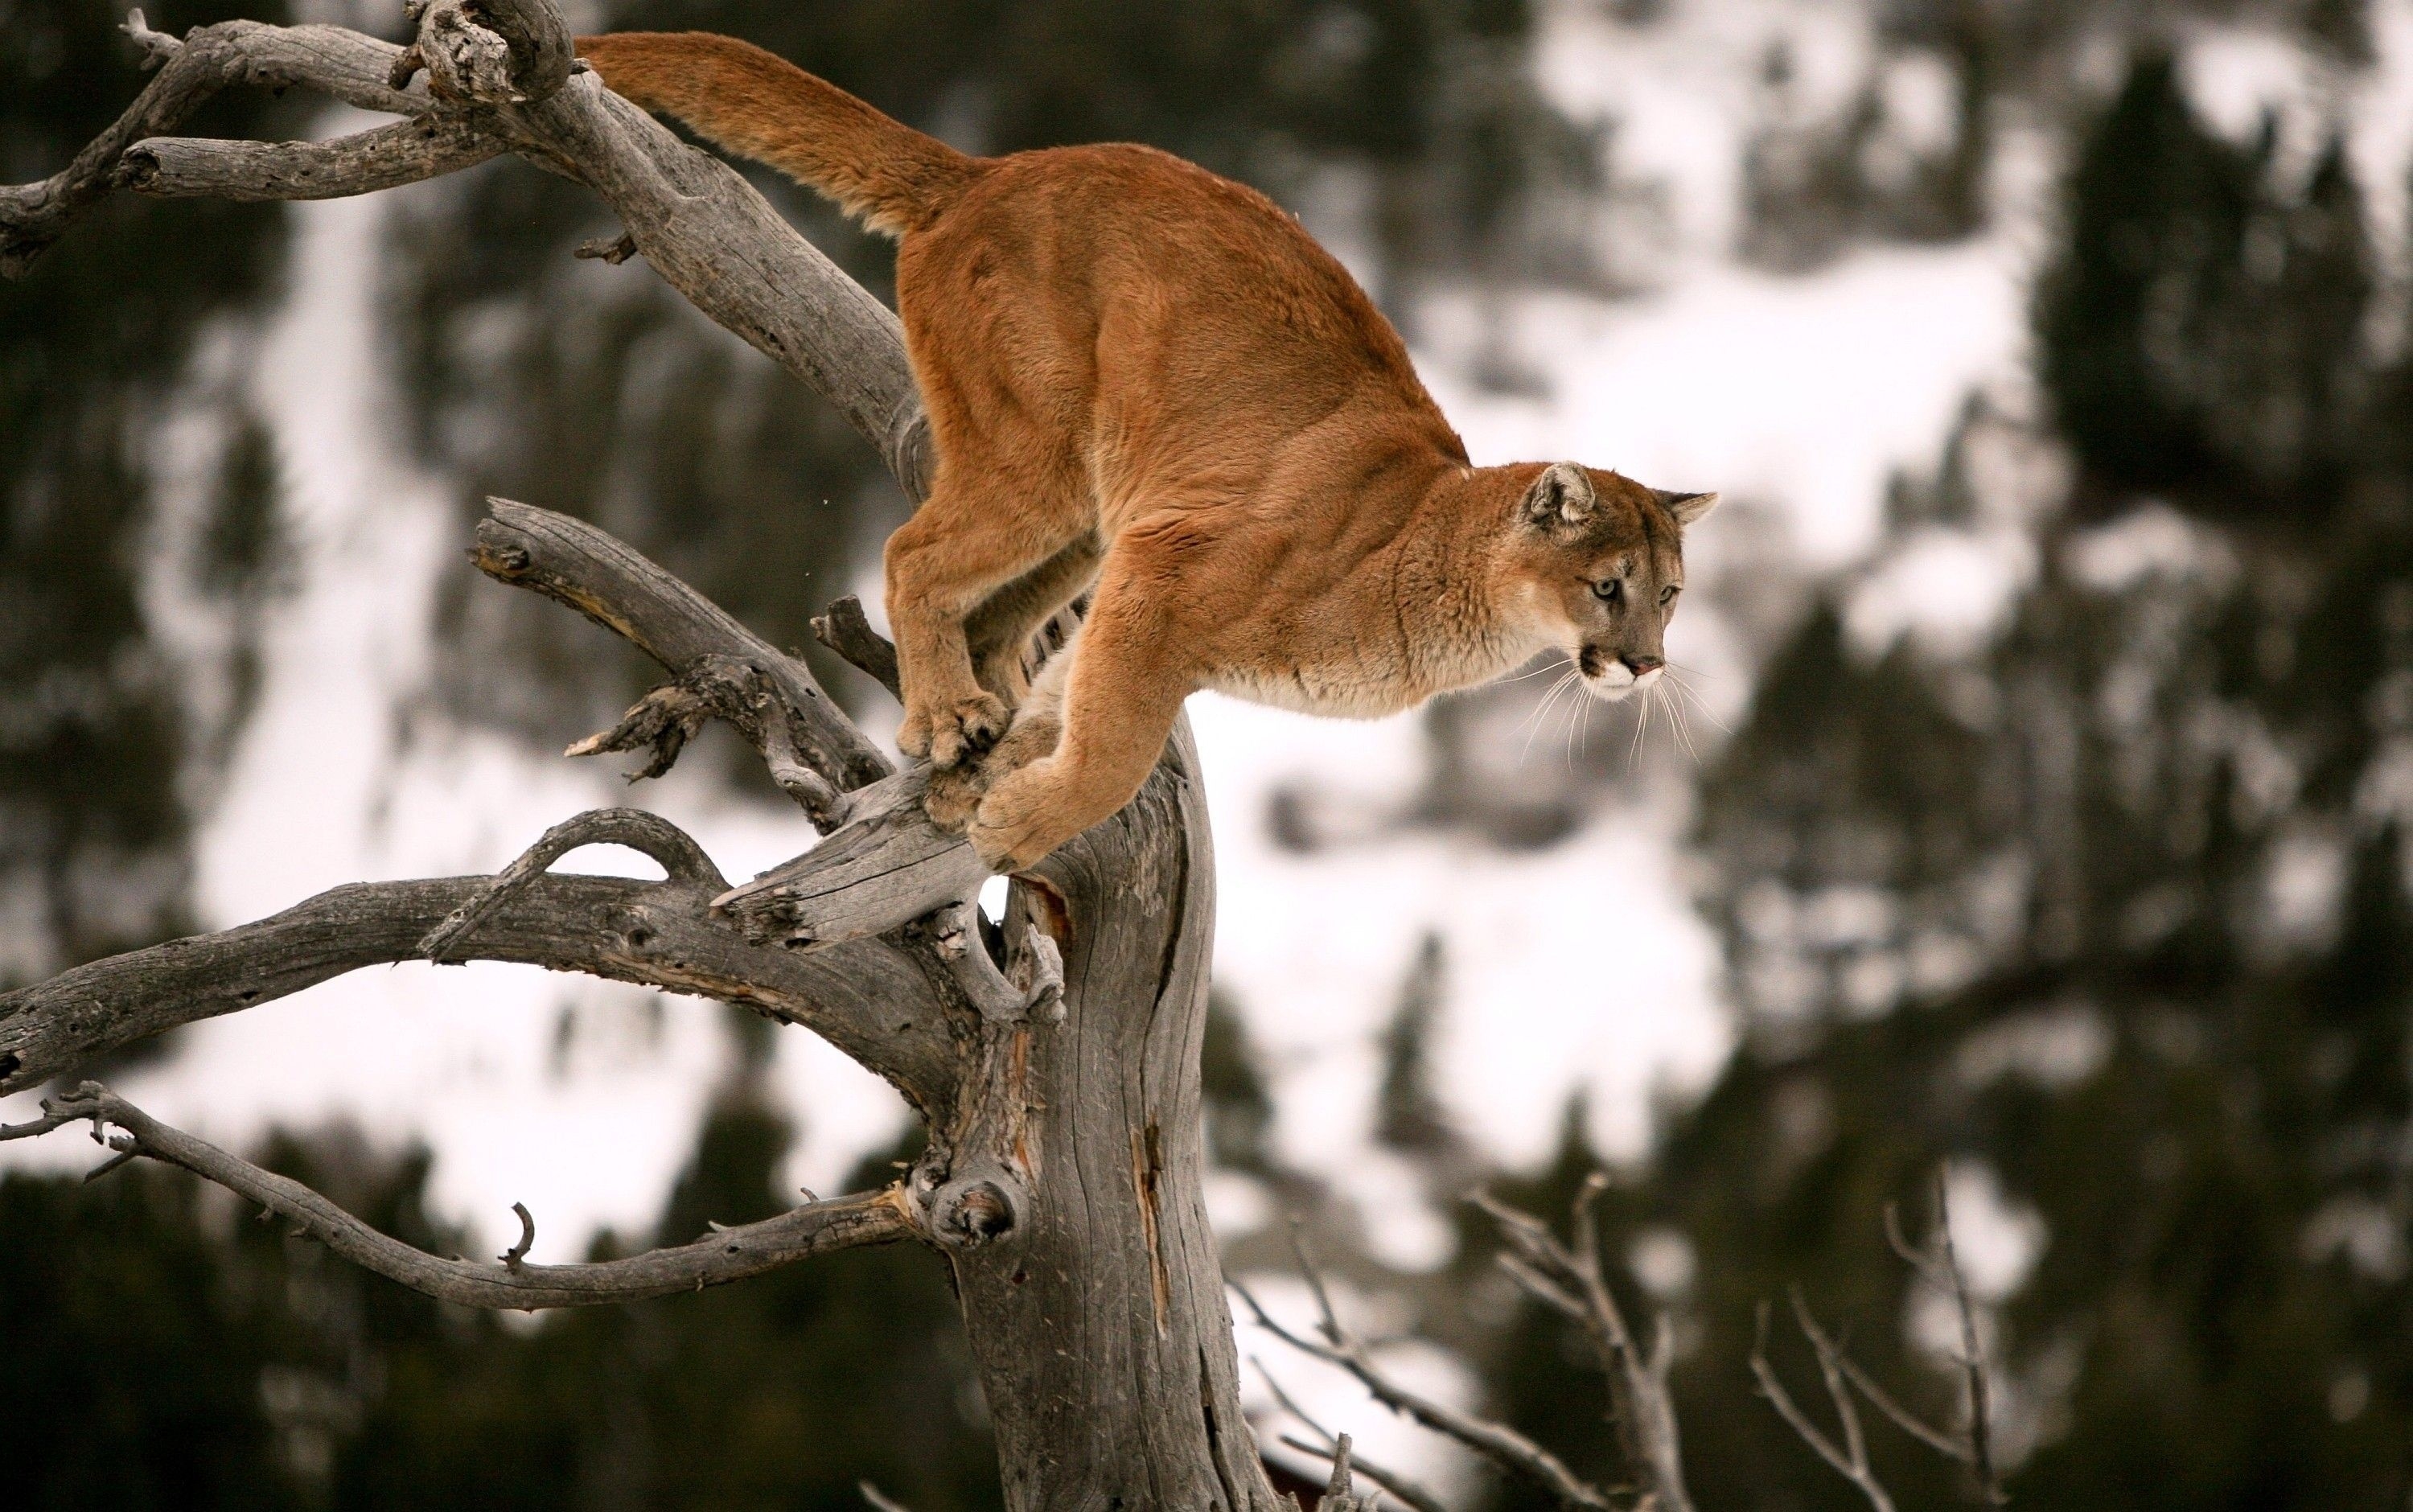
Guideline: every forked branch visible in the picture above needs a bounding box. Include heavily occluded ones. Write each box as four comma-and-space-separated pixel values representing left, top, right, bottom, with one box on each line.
1751, 1292, 1898, 1512
1235, 1233, 1613, 1511
1885, 1172, 2007, 1505
1474, 1176, 1695, 1512
1753, 1168, 2008, 1510
1256, 1358, 1451, 1512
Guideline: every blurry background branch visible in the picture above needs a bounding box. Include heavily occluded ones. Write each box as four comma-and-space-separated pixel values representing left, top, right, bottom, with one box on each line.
1251, 1169, 2002, 1512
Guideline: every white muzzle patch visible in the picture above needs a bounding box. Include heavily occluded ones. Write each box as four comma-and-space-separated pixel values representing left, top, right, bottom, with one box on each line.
1582, 661, 1663, 703
1585, 661, 1638, 703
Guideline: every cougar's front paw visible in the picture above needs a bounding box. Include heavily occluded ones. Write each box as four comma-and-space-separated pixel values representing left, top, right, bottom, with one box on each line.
922, 759, 989, 832
899, 691, 1009, 769
968, 764, 1071, 873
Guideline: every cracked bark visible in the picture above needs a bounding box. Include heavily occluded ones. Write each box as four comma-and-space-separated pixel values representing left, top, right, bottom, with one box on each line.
0, 6, 1279, 1507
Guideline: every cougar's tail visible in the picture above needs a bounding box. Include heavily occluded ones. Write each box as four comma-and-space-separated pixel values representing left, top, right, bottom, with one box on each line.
575, 31, 980, 236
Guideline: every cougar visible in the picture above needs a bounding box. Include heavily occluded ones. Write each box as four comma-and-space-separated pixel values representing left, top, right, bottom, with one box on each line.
577, 31, 1719, 869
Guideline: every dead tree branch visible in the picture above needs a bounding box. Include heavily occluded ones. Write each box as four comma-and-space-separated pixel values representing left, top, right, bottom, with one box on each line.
1887, 1173, 2007, 1505
1474, 1177, 1696, 1512
813, 595, 904, 699
0, 13, 425, 275
1751, 1292, 1897, 1512
478, 497, 890, 794
1258, 1361, 1452, 1512
1752, 1167, 2008, 1510
0, 864, 960, 1116
417, 805, 724, 959
1235, 1236, 1613, 1511
1, 1083, 916, 1309
117, 117, 508, 200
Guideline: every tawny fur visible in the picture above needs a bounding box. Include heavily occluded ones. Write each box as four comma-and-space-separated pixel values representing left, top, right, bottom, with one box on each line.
577, 31, 1720, 870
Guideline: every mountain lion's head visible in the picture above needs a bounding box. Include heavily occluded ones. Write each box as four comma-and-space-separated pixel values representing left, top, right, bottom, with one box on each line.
1507, 462, 1719, 703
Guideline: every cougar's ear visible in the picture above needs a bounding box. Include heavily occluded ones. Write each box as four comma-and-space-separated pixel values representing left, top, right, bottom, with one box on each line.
1655, 487, 1720, 528
1520, 462, 1596, 532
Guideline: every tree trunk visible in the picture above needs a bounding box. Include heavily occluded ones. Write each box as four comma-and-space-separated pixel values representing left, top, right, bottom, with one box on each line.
958, 725, 1280, 1510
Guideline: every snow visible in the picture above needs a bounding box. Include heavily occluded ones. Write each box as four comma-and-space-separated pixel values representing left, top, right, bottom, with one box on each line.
1847, 524, 2036, 658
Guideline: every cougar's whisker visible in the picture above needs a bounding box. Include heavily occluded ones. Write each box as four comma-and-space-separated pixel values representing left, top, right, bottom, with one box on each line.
1519, 670, 1582, 761
1665, 668, 1732, 734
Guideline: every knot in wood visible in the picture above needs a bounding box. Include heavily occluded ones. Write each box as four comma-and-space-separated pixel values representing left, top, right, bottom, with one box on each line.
929, 1176, 1020, 1248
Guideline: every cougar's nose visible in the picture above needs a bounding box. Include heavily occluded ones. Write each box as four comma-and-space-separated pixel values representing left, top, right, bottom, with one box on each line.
1623, 654, 1664, 676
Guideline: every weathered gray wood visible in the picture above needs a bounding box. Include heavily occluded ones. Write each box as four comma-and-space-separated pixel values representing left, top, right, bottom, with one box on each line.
4, 1084, 918, 1309
390, 0, 573, 105
0, 15, 424, 276
813, 594, 904, 699
117, 118, 506, 201
0, 871, 962, 1116
714, 767, 988, 949
945, 721, 1285, 1511
476, 498, 892, 791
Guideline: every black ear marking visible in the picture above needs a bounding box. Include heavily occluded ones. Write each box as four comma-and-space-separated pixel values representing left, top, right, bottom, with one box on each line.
1521, 462, 1595, 531
1654, 487, 1720, 528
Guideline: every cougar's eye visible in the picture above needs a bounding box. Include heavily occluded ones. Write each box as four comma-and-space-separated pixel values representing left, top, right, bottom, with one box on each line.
1660, 584, 1681, 606
1592, 578, 1622, 603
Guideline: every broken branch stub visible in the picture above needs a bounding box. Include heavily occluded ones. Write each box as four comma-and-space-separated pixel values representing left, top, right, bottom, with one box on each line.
713, 767, 992, 948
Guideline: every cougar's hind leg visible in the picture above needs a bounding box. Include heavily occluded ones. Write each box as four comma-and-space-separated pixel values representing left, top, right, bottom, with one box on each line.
883, 466, 1082, 769
964, 533, 1102, 703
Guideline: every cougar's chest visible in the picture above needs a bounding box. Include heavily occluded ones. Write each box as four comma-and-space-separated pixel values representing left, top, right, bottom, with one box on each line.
1199, 655, 1420, 720
1198, 625, 1509, 719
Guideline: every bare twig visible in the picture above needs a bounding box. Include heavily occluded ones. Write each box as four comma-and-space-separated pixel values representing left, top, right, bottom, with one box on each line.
1235, 1236, 1613, 1511
1835, 1354, 1973, 1465
1258, 1360, 1452, 1512
1472, 1181, 1695, 1512
1745, 1169, 2010, 1509
564, 656, 853, 828
2, 1083, 922, 1309
1888, 1170, 2006, 1504
1318, 1433, 1383, 1512
574, 230, 638, 263
121, 10, 183, 68
1751, 1296, 1897, 1512
501, 1201, 537, 1269
1277, 1436, 1440, 1512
